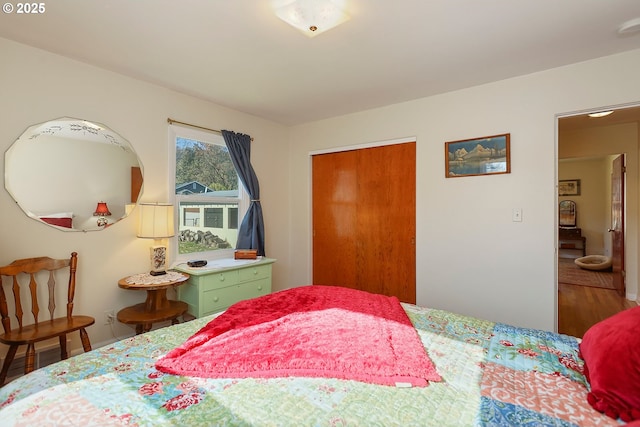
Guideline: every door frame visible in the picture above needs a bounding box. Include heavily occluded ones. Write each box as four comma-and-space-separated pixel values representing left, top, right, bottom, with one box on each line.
611, 154, 626, 296
555, 101, 640, 330
307, 136, 417, 282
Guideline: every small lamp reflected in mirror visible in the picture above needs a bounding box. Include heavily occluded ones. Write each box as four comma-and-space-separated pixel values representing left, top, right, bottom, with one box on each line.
138, 203, 175, 276
93, 201, 111, 227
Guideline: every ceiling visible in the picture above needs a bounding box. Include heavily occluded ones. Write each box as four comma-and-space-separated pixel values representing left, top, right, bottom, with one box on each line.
1, 0, 640, 126
560, 105, 640, 132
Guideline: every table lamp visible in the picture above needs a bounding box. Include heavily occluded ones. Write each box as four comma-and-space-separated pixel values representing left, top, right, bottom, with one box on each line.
93, 201, 112, 227
137, 203, 175, 276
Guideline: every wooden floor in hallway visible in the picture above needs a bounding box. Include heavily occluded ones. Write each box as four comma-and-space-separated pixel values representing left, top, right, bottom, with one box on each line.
558, 282, 637, 338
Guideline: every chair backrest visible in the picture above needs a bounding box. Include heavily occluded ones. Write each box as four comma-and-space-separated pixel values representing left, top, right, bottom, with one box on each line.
0, 252, 78, 334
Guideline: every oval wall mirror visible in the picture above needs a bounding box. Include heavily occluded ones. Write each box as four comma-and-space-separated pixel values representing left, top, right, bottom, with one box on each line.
5, 117, 143, 231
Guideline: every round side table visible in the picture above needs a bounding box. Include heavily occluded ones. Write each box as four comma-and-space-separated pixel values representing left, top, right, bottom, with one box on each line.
117, 271, 189, 334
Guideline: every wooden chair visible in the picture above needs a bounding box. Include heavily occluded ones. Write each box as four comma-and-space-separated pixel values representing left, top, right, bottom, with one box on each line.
0, 252, 94, 386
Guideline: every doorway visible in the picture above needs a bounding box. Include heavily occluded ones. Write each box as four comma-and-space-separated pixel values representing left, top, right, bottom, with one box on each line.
557, 104, 640, 335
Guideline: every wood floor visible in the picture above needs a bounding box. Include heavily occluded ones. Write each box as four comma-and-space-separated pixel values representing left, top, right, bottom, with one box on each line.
558, 282, 637, 338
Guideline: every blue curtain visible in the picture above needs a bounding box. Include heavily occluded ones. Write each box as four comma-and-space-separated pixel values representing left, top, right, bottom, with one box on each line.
221, 130, 265, 256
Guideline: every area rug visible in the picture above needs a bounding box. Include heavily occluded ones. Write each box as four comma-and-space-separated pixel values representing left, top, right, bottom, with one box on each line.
156, 285, 441, 387
558, 258, 614, 289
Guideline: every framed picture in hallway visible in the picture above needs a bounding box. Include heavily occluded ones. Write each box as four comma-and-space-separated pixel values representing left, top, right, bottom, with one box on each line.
445, 133, 510, 178
559, 179, 581, 196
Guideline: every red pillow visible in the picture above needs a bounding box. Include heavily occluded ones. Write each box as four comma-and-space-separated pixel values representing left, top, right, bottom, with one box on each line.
40, 216, 73, 228
579, 306, 640, 422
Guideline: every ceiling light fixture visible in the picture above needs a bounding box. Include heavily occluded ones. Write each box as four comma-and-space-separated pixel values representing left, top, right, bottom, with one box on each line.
588, 111, 614, 118
275, 0, 350, 38
618, 17, 640, 35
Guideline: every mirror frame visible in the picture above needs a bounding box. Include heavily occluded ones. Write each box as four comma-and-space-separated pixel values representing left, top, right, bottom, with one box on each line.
559, 200, 577, 228
5, 117, 143, 232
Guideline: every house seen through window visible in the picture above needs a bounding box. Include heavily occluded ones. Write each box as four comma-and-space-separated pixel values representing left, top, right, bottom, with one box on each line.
171, 126, 247, 261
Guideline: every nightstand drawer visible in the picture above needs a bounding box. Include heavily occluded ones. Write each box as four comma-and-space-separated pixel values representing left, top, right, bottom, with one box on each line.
242, 277, 270, 298
199, 270, 239, 291
202, 279, 271, 315
559, 228, 582, 238
238, 264, 271, 283
202, 285, 240, 313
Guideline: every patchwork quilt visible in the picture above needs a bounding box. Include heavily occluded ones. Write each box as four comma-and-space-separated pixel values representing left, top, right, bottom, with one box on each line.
0, 303, 622, 426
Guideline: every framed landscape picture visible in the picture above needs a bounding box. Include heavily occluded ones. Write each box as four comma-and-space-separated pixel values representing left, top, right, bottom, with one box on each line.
445, 133, 510, 178
559, 179, 581, 196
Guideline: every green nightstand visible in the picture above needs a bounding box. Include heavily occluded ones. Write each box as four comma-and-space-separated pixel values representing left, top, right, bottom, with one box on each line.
174, 258, 275, 318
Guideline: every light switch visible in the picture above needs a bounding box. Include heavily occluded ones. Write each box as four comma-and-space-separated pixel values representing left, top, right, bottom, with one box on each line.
512, 208, 523, 222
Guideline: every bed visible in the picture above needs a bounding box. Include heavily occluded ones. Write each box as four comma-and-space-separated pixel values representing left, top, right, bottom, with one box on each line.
0, 285, 637, 426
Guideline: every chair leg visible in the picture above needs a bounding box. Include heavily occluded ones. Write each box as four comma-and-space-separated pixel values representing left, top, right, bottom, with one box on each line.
0, 345, 18, 387
24, 343, 36, 374
59, 334, 69, 360
79, 328, 92, 352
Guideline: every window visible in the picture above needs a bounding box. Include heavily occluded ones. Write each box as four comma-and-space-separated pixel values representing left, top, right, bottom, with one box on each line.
228, 207, 238, 229
183, 207, 200, 227
169, 125, 248, 263
204, 207, 223, 228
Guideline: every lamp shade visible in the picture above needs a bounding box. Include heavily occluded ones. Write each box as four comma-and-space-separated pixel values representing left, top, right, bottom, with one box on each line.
137, 203, 175, 238
93, 202, 111, 216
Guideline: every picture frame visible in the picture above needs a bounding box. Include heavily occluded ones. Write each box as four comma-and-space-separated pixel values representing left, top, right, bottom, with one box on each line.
445, 133, 510, 178
559, 179, 581, 196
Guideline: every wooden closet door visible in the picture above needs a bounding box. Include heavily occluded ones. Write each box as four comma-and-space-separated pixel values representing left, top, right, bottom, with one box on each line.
312, 149, 359, 287
312, 142, 416, 304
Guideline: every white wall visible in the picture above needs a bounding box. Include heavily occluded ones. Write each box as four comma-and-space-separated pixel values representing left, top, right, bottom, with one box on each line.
0, 37, 291, 353
288, 49, 640, 332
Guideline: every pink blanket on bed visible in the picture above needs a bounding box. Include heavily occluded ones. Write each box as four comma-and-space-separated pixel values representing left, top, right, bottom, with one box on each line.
156, 285, 441, 387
